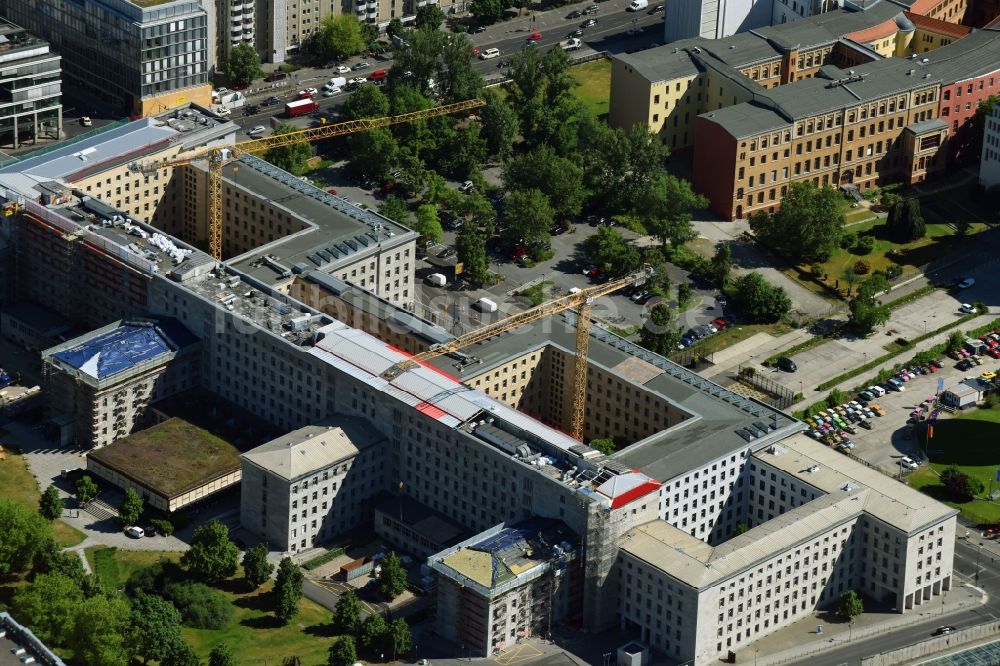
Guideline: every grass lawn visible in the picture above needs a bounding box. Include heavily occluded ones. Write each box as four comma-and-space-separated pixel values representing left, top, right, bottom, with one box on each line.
782, 217, 986, 299
845, 209, 878, 224
569, 59, 611, 118
909, 406, 1000, 525
182, 576, 335, 665
85, 546, 182, 590
0, 442, 85, 547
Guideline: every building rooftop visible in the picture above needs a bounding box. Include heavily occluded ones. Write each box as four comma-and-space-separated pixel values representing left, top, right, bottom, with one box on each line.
375, 496, 468, 548
621, 489, 866, 589
425, 314, 799, 484
0, 612, 65, 666
242, 418, 385, 482
0, 19, 52, 57
225, 155, 417, 285
758, 434, 957, 532
45, 318, 196, 382
87, 417, 241, 498
434, 517, 577, 590
0, 105, 235, 197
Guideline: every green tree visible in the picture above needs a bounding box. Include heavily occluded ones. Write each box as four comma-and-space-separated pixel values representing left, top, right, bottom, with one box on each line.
131, 593, 184, 665
329, 636, 358, 666
387, 18, 404, 39
209, 643, 236, 666
68, 593, 133, 666
39, 484, 63, 521
457, 192, 496, 236
181, 519, 239, 584
885, 197, 926, 243
165, 581, 234, 629
344, 84, 391, 120
480, 90, 518, 161
438, 124, 487, 179
457, 225, 490, 288
941, 466, 984, 502
733, 522, 749, 536
242, 544, 274, 591
348, 127, 399, 180
315, 15, 367, 61
589, 437, 615, 455
359, 612, 388, 653
848, 274, 891, 336
333, 589, 362, 633
502, 188, 553, 246
750, 183, 844, 262
223, 43, 263, 87
31, 537, 87, 586
160, 638, 200, 666
376, 551, 407, 599
76, 474, 98, 505
580, 121, 670, 215
274, 556, 304, 625
414, 204, 443, 244
119, 487, 144, 527
945, 330, 965, 354
378, 194, 411, 226
469, 0, 504, 23
12, 572, 84, 645
0, 498, 52, 574
503, 145, 586, 219
390, 618, 413, 658
729, 272, 791, 323
639, 303, 682, 356
710, 243, 733, 288
636, 172, 706, 249
415, 3, 446, 29
837, 590, 864, 622
263, 123, 314, 176
584, 227, 641, 276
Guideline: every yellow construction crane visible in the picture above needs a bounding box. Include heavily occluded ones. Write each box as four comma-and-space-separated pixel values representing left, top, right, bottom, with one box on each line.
130, 98, 485, 260
382, 267, 652, 439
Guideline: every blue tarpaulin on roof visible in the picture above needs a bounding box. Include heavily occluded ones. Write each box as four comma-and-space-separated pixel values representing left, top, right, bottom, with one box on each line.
52, 322, 189, 380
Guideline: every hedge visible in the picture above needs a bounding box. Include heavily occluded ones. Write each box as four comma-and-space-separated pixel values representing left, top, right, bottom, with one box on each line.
302, 546, 347, 571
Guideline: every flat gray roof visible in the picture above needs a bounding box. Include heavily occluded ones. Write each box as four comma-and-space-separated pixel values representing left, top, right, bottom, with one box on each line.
226, 155, 417, 284
427, 314, 799, 483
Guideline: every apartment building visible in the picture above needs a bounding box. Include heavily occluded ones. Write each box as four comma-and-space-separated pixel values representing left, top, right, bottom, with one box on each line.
0, 20, 62, 151
0, 0, 211, 116
240, 421, 387, 552
41, 319, 200, 448
619, 435, 956, 665
979, 103, 1000, 188
692, 29, 1000, 219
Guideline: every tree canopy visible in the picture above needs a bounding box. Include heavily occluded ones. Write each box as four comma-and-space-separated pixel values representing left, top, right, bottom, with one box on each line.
263, 123, 314, 176
0, 499, 52, 574
242, 544, 274, 590
885, 197, 926, 243
584, 227, 641, 276
376, 551, 408, 599
274, 556, 304, 624
750, 183, 844, 263
329, 636, 358, 666
75, 474, 98, 504
39, 485, 63, 521
209, 643, 237, 666
313, 15, 367, 61
414, 204, 443, 244
456, 225, 490, 288
415, 4, 446, 30
12, 572, 84, 645
359, 612, 387, 653
378, 194, 411, 226
224, 43, 263, 87
333, 589, 362, 633
502, 188, 552, 247
503, 145, 586, 219
837, 590, 864, 622
728, 272, 791, 323
181, 519, 239, 583
68, 593, 134, 666
131, 593, 184, 665
638, 303, 682, 356
469, 0, 505, 23
119, 487, 143, 526
636, 172, 706, 249
941, 466, 984, 502
848, 274, 891, 336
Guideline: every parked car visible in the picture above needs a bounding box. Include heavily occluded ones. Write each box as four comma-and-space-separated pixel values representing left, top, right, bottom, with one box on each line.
459, 180, 474, 193
472, 25, 487, 33
581, 18, 598, 27
899, 456, 919, 470
568, 29, 584, 37
648, 3, 664, 12
247, 125, 266, 136
711, 317, 728, 330
446, 218, 463, 231
125, 526, 145, 538
630, 290, 650, 304
80, 116, 93, 127
776, 356, 797, 372
887, 377, 905, 390
956, 277, 975, 289
932, 626, 956, 636
567, 9, 584, 17
336, 65, 352, 73
960, 303, 977, 314
353, 61, 371, 70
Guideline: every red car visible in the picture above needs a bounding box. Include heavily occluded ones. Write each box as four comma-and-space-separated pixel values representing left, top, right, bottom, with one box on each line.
711, 317, 728, 330
527, 31, 542, 41
988, 348, 1000, 359
471, 47, 481, 57
327, 187, 337, 195
511, 246, 528, 262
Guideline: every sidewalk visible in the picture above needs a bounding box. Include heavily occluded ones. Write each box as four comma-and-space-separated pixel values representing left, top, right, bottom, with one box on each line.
735, 583, 986, 666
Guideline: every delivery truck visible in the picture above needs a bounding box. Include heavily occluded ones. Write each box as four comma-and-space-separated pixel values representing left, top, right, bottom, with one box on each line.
285, 98, 319, 117
325, 76, 347, 90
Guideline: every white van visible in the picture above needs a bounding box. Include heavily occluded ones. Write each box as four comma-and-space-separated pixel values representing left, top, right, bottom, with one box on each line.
867, 385, 886, 397
627, 0, 648, 10
474, 297, 498, 313
426, 273, 447, 287
479, 47, 501, 60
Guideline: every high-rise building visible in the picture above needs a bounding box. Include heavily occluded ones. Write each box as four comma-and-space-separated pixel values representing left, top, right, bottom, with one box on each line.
979, 104, 1000, 189
0, 19, 62, 150
0, 0, 212, 116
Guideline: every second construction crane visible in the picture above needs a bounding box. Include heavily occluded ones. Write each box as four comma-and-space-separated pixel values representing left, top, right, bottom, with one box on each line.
130, 98, 485, 260
382, 267, 653, 440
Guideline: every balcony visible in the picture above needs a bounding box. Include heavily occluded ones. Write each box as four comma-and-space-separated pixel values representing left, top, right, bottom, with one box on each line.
231, 26, 243, 35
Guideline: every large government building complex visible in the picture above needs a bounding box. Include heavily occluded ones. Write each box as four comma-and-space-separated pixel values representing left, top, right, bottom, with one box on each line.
0, 98, 957, 664
611, 0, 1000, 219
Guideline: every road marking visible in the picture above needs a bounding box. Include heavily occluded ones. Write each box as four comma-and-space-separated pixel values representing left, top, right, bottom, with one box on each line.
494, 643, 543, 664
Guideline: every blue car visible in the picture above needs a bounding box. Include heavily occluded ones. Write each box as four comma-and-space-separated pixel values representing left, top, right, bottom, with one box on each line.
680, 336, 694, 347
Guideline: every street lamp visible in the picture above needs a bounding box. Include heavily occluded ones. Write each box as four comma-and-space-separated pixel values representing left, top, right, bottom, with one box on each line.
754, 647, 759, 666
924, 320, 927, 335
848, 619, 853, 641
976, 542, 983, 584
